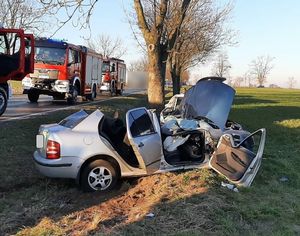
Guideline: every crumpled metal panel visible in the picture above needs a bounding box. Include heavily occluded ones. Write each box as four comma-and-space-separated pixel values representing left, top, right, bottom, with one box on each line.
181, 79, 235, 130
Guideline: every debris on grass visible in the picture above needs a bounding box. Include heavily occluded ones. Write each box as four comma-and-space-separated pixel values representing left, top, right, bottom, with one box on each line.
221, 182, 239, 193
279, 176, 289, 182
145, 212, 155, 218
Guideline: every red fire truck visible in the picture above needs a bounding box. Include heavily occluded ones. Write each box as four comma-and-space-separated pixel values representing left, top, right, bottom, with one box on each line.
22, 38, 103, 104
100, 57, 126, 96
0, 27, 34, 116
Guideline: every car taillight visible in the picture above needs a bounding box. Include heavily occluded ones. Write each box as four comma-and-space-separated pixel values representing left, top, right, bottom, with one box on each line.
46, 140, 60, 159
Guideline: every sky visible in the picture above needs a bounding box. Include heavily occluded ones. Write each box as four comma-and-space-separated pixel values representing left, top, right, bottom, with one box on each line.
54, 0, 300, 88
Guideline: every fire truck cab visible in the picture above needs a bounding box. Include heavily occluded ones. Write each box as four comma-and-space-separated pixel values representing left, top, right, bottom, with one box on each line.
100, 57, 126, 96
0, 27, 34, 116
22, 38, 103, 104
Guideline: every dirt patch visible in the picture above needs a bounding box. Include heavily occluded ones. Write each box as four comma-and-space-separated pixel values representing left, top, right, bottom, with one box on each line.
16, 169, 218, 235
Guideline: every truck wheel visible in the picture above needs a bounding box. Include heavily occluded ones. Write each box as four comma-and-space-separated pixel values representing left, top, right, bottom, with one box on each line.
110, 82, 116, 96
0, 87, 8, 116
92, 85, 97, 99
67, 85, 79, 105
28, 91, 39, 103
118, 84, 124, 96
86, 85, 96, 101
80, 159, 119, 192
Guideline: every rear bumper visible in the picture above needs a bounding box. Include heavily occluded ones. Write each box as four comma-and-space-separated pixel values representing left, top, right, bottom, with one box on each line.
33, 151, 82, 179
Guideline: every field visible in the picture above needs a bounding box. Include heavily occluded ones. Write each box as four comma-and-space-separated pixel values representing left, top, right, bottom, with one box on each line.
0, 88, 299, 235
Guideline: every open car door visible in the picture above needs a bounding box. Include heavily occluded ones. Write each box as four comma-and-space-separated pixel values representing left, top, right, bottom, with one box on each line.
126, 107, 163, 174
209, 128, 266, 187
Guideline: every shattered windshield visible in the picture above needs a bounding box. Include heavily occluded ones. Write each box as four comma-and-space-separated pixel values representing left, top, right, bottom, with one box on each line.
181, 79, 235, 130
35, 47, 66, 65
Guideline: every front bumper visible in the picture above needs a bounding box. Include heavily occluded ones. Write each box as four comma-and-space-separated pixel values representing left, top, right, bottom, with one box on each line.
100, 83, 110, 91
33, 151, 82, 179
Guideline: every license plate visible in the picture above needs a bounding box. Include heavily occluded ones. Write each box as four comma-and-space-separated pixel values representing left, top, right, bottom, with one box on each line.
36, 134, 44, 148
39, 75, 49, 79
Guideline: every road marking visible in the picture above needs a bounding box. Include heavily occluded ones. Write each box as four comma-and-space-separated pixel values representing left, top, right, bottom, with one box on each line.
0, 90, 144, 123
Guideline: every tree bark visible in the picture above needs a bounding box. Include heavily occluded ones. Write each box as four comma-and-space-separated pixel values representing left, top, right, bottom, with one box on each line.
147, 48, 165, 108
171, 70, 181, 95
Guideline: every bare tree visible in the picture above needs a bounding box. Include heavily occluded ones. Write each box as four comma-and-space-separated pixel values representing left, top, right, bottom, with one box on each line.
0, 0, 52, 44
249, 55, 274, 87
233, 76, 243, 87
133, 0, 203, 107
212, 51, 231, 77
287, 77, 296, 89
128, 56, 149, 72
36, 0, 99, 36
86, 34, 127, 58
243, 71, 251, 87
168, 1, 234, 94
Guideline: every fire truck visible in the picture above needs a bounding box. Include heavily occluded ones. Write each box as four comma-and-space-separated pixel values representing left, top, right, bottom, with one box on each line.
100, 57, 126, 96
22, 38, 103, 104
0, 27, 34, 116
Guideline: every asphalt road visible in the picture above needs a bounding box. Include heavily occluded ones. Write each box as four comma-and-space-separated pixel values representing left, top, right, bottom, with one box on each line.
0, 88, 143, 122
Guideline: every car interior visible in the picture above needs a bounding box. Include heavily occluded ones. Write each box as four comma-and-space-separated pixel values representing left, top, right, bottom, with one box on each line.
161, 128, 207, 165
98, 116, 140, 167
98, 107, 208, 169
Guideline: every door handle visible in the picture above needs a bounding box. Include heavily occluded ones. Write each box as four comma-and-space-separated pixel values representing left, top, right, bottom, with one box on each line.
138, 142, 144, 148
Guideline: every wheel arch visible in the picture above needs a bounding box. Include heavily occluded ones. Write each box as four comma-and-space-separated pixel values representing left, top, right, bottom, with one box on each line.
74, 77, 81, 90
0, 82, 9, 95
76, 154, 121, 185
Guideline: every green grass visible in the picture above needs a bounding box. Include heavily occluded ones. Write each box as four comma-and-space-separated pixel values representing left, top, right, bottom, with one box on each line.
0, 88, 300, 235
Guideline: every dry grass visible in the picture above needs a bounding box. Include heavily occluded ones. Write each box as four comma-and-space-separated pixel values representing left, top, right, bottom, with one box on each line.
17, 170, 218, 235
1, 88, 300, 235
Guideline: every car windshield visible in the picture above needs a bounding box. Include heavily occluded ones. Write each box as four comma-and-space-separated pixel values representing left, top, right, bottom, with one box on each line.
59, 110, 88, 129
35, 47, 66, 65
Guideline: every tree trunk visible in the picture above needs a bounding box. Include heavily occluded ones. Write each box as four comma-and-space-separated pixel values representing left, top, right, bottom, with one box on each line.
147, 50, 165, 108
171, 71, 181, 95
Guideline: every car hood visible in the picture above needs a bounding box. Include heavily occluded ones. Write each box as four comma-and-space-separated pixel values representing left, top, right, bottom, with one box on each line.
181, 79, 235, 130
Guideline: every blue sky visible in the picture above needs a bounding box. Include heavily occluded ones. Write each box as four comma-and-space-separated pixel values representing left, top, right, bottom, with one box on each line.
54, 0, 300, 88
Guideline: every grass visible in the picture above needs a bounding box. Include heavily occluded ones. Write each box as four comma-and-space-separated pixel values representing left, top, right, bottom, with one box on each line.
0, 88, 300, 235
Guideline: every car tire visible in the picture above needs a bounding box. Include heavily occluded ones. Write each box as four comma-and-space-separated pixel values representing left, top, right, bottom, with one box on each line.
0, 87, 8, 116
80, 159, 119, 192
28, 90, 39, 103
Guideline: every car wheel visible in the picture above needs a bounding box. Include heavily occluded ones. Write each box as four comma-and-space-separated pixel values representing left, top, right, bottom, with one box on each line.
28, 90, 39, 103
81, 159, 118, 192
0, 87, 8, 116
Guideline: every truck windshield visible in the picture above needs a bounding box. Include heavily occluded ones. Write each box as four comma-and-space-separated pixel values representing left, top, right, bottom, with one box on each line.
102, 62, 110, 73
35, 47, 66, 65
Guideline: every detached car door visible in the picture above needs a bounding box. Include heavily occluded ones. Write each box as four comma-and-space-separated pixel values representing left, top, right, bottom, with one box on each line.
209, 128, 266, 187
126, 107, 163, 174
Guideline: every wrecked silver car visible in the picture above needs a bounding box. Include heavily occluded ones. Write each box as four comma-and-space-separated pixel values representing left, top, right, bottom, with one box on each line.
34, 77, 266, 192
